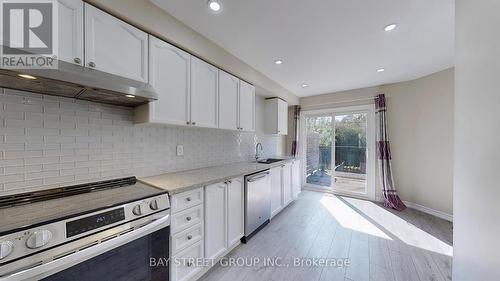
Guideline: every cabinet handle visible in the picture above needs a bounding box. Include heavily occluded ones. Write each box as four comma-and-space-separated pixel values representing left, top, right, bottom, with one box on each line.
192, 122, 196, 125
88, 62, 96, 68
186, 216, 192, 221
187, 235, 192, 240
186, 121, 191, 125
73, 58, 81, 64
186, 197, 191, 202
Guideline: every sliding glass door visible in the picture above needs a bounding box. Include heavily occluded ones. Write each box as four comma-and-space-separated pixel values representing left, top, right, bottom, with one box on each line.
301, 105, 375, 199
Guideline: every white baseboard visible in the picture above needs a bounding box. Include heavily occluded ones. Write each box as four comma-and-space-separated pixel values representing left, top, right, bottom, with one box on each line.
310, 190, 453, 222
403, 201, 453, 222
361, 196, 453, 222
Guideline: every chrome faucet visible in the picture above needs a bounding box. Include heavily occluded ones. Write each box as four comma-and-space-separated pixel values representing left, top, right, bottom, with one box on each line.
255, 143, 263, 161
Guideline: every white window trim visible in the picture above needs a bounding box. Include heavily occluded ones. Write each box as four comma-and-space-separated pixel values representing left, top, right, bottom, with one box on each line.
300, 104, 376, 201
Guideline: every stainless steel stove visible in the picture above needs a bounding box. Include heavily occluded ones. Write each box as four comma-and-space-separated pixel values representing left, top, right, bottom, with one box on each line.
0, 177, 171, 281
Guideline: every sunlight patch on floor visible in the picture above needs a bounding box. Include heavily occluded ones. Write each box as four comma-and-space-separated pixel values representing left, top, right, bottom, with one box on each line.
342, 196, 453, 257
320, 194, 392, 240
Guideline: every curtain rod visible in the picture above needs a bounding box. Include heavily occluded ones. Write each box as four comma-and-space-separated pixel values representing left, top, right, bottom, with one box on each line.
301, 96, 375, 108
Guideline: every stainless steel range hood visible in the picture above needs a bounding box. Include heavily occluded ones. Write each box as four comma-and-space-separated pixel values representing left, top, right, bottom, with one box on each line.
0, 60, 157, 107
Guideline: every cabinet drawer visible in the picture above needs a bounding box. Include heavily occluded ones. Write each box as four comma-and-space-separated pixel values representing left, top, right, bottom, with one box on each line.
172, 223, 203, 255
171, 241, 204, 281
171, 188, 203, 213
171, 205, 203, 234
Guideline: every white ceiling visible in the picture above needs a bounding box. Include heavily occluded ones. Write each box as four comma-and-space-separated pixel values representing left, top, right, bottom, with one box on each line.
151, 0, 454, 97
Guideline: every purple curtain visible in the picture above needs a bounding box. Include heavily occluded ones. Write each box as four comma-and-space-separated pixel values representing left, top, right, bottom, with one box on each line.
375, 94, 406, 211
290, 105, 301, 157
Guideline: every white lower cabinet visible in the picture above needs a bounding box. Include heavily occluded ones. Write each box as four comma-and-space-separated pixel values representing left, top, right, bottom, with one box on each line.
171, 223, 203, 254
270, 167, 283, 218
282, 162, 293, 206
171, 241, 204, 281
292, 160, 302, 199
204, 177, 244, 261
204, 182, 227, 260
227, 178, 244, 247
270, 160, 298, 219
170, 188, 204, 281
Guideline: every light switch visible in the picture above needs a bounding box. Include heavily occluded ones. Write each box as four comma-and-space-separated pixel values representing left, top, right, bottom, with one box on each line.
176, 145, 184, 156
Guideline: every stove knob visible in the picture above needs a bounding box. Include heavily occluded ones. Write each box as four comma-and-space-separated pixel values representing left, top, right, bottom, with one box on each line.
26, 230, 52, 249
132, 204, 143, 216
149, 200, 159, 211
0, 240, 14, 260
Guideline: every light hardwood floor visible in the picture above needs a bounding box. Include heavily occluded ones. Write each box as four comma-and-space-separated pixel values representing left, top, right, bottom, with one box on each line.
199, 191, 453, 281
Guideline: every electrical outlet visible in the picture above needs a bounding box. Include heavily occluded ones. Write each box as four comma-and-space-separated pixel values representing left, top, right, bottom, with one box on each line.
176, 145, 184, 156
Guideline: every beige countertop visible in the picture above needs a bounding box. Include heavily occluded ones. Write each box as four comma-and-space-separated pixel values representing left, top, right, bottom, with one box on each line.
139, 157, 297, 195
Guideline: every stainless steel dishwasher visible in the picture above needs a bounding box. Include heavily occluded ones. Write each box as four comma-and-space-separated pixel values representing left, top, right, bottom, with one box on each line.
242, 169, 271, 243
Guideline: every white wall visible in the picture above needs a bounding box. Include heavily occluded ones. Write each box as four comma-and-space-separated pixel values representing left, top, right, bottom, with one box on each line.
86, 0, 299, 105
0, 90, 283, 196
454, 0, 500, 279
300, 68, 454, 216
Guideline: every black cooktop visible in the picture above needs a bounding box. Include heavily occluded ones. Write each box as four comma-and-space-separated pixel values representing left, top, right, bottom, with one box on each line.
0, 177, 167, 235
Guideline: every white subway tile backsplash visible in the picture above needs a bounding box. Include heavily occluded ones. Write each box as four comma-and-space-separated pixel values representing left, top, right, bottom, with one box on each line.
24, 157, 59, 166
0, 89, 283, 195
0, 174, 24, 184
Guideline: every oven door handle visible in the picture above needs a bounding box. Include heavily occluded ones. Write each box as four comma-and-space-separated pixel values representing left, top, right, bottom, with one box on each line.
1, 214, 170, 281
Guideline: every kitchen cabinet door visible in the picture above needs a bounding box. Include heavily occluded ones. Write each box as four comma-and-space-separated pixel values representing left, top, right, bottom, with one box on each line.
292, 160, 302, 199
136, 36, 190, 125
84, 4, 148, 82
270, 167, 283, 218
204, 182, 227, 260
282, 162, 293, 206
57, 0, 83, 65
239, 81, 255, 132
227, 178, 244, 247
264, 98, 288, 135
278, 98, 289, 135
191, 57, 218, 128
218, 70, 239, 130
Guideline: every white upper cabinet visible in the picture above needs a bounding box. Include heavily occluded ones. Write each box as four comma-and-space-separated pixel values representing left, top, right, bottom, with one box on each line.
218, 70, 239, 130
278, 99, 289, 134
84, 4, 148, 82
238, 81, 256, 132
135, 36, 190, 125
190, 57, 218, 128
265, 98, 288, 135
218, 73, 255, 132
57, 0, 83, 65
226, 178, 244, 247
204, 182, 227, 260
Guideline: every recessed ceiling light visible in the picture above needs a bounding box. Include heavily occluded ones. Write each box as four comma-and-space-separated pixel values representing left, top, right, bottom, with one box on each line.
18, 74, 37, 80
274, 60, 283, 65
208, 0, 221, 12
384, 23, 397, 32
301, 83, 309, 88
125, 94, 135, 98
377, 68, 385, 73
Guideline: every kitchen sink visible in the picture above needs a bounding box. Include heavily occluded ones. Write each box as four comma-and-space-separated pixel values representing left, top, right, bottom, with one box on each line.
257, 158, 283, 164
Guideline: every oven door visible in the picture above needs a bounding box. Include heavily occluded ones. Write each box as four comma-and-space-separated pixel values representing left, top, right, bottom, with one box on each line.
1, 212, 170, 281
